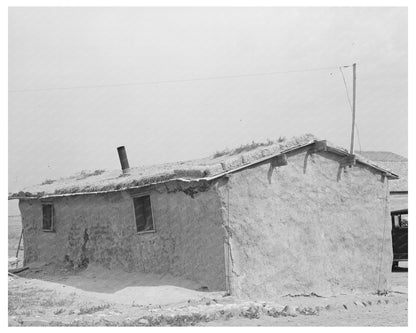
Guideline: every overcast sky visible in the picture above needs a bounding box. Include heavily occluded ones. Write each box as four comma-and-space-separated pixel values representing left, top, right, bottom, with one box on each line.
9, 7, 407, 200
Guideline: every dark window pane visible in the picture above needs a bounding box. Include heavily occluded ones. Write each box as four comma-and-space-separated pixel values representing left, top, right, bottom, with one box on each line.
133, 196, 154, 232
400, 214, 408, 228
42, 204, 53, 230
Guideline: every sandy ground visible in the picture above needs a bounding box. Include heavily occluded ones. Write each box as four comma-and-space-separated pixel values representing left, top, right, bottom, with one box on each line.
202, 301, 408, 326
203, 264, 407, 327
204, 268, 408, 326
11, 263, 223, 306
8, 263, 408, 326
8, 216, 408, 326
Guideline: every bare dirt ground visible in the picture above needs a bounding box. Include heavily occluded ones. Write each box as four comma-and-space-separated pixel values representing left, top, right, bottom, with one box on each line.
203, 270, 408, 326
8, 263, 408, 326
8, 216, 408, 326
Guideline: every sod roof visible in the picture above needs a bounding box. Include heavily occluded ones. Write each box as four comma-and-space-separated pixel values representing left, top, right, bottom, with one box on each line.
9, 134, 398, 199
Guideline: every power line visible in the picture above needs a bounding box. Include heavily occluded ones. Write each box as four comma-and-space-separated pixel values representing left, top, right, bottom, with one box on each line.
339, 67, 353, 110
10, 63, 362, 152
9, 65, 347, 93
339, 66, 362, 152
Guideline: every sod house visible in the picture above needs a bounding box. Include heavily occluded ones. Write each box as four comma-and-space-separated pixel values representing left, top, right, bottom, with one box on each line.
9, 135, 398, 299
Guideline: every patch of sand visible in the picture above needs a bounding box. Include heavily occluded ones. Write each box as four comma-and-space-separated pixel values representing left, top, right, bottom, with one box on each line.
9, 269, 408, 326
18, 264, 224, 306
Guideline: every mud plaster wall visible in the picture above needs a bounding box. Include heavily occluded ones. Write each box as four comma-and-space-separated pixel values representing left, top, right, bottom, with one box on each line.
390, 193, 408, 211
19, 182, 226, 291
216, 149, 392, 300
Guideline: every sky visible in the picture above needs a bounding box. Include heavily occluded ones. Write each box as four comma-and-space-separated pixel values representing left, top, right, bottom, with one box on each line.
8, 7, 408, 210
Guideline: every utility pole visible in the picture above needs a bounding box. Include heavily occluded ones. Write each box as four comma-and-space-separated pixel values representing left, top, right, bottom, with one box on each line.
350, 63, 357, 154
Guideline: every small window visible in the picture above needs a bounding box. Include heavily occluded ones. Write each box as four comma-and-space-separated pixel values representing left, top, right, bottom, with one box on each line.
133, 195, 154, 233
42, 203, 54, 231
399, 214, 408, 228
393, 214, 408, 229
393, 215, 401, 228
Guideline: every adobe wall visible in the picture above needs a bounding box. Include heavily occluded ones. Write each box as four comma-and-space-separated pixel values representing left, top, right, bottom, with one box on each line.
216, 148, 393, 299
19, 181, 226, 291
390, 192, 408, 211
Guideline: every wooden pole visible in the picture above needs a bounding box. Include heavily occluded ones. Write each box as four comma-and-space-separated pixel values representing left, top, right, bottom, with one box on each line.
15, 229, 23, 266
350, 63, 357, 154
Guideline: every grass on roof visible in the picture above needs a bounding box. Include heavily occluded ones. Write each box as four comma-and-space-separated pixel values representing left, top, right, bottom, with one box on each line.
41, 179, 56, 185
75, 169, 106, 180
40, 169, 106, 186
213, 136, 286, 158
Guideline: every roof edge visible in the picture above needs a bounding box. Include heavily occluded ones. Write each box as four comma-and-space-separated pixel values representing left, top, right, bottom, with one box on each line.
205, 140, 398, 181
9, 140, 398, 200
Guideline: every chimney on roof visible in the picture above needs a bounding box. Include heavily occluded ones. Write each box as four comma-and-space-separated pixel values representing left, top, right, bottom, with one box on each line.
117, 146, 130, 173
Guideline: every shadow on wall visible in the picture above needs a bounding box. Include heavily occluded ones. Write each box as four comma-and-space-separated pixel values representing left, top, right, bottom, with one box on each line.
17, 263, 212, 294
302, 150, 387, 184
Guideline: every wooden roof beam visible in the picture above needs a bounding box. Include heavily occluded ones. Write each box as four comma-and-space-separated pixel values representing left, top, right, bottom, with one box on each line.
310, 140, 327, 153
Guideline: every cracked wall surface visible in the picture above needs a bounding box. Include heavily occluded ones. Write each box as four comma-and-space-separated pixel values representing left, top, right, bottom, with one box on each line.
216, 148, 392, 300
19, 181, 226, 291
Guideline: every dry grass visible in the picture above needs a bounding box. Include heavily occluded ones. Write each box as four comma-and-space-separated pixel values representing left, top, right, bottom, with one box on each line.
78, 304, 111, 315
41, 170, 106, 185
54, 308, 66, 315
213, 137, 286, 158
41, 179, 56, 185
75, 170, 106, 180
8, 287, 75, 316
41, 298, 74, 308
10, 134, 319, 198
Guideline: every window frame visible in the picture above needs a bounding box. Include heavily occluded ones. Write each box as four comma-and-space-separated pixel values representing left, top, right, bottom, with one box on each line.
41, 202, 55, 232
131, 193, 156, 234
399, 214, 408, 228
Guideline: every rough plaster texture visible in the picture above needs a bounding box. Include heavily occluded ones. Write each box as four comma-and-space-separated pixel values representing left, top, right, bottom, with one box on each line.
216, 148, 392, 300
18, 147, 393, 299
390, 193, 408, 211
19, 181, 226, 291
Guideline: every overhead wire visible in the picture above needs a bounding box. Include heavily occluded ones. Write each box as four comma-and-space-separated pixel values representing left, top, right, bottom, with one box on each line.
9, 65, 345, 93
10, 63, 362, 154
